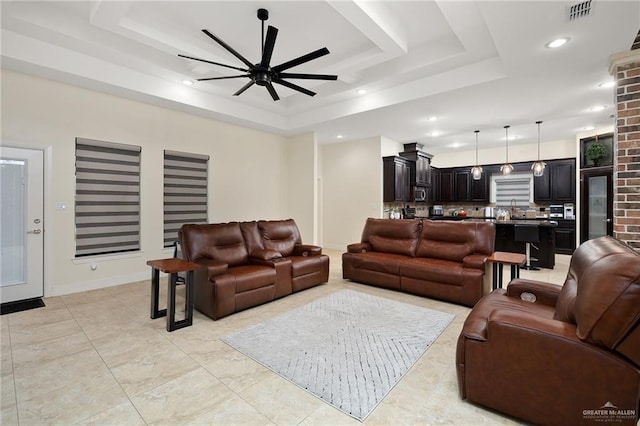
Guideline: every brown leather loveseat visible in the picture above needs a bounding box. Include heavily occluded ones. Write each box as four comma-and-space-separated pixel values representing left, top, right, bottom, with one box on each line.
342, 218, 496, 307
179, 219, 329, 320
456, 236, 640, 425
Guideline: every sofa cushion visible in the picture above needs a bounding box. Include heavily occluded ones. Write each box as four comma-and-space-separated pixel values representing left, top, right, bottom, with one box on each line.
180, 223, 249, 266
416, 221, 474, 262
258, 219, 301, 256
400, 257, 465, 286
362, 218, 421, 257
553, 278, 577, 323
344, 251, 408, 275
289, 256, 326, 277
226, 265, 276, 293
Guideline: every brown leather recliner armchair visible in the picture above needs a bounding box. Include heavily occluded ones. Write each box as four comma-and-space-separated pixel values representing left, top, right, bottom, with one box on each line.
456, 236, 640, 426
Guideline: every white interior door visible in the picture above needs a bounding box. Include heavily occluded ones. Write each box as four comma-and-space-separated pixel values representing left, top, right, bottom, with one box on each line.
0, 146, 44, 304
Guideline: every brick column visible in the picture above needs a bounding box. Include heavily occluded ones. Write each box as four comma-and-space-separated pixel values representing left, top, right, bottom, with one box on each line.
609, 47, 640, 249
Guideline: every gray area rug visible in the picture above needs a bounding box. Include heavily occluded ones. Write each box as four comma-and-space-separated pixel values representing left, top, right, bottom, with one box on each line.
222, 289, 454, 421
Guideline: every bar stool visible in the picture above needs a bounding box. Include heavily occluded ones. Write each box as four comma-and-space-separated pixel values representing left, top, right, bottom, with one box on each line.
514, 224, 539, 270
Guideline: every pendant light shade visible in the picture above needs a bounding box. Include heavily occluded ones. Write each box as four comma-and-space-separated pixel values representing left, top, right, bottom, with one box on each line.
470, 130, 483, 180
531, 120, 546, 177
500, 125, 513, 175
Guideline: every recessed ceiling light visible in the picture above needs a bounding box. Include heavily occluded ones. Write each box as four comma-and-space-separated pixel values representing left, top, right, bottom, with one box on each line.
546, 37, 570, 48
582, 126, 595, 131
589, 105, 606, 112
545, 37, 570, 49
427, 116, 438, 122
182, 79, 195, 86
429, 131, 441, 137
598, 81, 615, 88
337, 135, 343, 139
356, 89, 367, 95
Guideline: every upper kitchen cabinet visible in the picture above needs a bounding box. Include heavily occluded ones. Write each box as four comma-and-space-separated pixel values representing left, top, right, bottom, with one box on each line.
454, 169, 471, 201
439, 169, 455, 202
430, 167, 441, 203
399, 143, 433, 187
534, 158, 576, 203
383, 156, 412, 202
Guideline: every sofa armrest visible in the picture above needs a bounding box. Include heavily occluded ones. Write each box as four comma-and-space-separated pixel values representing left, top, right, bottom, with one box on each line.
487, 309, 576, 340
462, 254, 488, 270
347, 242, 371, 253
195, 259, 229, 278
250, 249, 283, 261
506, 278, 562, 307
293, 244, 322, 257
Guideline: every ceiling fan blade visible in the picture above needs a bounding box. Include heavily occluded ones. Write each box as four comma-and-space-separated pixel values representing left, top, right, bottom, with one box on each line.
202, 29, 254, 69
233, 80, 255, 96
271, 47, 330, 73
197, 75, 250, 81
273, 79, 316, 97
260, 25, 278, 68
266, 82, 280, 101
278, 73, 338, 81
178, 54, 248, 73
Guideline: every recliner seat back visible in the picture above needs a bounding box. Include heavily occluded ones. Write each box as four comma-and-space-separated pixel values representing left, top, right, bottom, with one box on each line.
258, 219, 302, 256
554, 236, 640, 367
417, 220, 495, 263
360, 218, 422, 257
179, 222, 249, 266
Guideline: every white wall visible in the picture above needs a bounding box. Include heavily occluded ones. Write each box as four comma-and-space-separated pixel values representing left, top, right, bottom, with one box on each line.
285, 132, 317, 244
431, 138, 576, 168
1, 70, 304, 296
321, 137, 384, 250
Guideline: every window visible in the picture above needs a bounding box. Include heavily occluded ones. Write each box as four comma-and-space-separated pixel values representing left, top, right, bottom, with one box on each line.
75, 138, 141, 257
491, 172, 533, 207
163, 150, 209, 248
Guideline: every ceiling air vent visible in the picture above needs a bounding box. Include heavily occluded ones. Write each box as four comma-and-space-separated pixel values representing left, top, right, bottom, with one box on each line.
568, 0, 593, 21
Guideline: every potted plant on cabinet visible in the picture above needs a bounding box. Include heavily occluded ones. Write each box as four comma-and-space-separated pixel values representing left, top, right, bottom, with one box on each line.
586, 142, 607, 167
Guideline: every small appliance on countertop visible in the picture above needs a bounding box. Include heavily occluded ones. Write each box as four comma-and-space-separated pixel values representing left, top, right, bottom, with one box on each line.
429, 205, 444, 216
549, 204, 564, 218
563, 203, 575, 220
402, 206, 416, 219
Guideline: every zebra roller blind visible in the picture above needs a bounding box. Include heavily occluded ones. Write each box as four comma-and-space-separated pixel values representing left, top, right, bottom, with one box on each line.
493, 173, 533, 207
163, 150, 209, 248
75, 138, 141, 257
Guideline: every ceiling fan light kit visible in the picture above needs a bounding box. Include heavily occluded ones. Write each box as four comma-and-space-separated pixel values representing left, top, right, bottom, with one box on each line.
179, 8, 337, 101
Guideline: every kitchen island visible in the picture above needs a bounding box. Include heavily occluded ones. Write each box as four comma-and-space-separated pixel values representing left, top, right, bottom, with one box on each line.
418, 216, 558, 269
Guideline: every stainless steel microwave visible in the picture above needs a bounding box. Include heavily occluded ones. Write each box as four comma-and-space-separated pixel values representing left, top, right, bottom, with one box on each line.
413, 186, 428, 202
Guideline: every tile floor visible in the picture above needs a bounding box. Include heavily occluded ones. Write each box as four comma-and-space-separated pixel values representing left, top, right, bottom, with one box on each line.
1, 250, 570, 425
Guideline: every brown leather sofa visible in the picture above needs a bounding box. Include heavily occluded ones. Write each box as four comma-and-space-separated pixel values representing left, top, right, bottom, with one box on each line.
342, 218, 496, 307
456, 236, 640, 426
179, 219, 329, 320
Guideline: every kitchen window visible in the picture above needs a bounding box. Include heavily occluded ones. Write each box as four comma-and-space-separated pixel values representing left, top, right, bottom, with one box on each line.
491, 172, 533, 207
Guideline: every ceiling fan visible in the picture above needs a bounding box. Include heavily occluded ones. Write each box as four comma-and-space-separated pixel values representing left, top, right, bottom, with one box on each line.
179, 8, 338, 101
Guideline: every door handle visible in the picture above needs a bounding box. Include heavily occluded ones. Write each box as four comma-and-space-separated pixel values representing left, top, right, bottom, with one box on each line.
602, 219, 611, 223
28, 229, 42, 234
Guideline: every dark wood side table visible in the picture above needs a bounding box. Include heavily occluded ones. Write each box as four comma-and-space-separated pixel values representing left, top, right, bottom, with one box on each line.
146, 258, 200, 332
487, 252, 527, 290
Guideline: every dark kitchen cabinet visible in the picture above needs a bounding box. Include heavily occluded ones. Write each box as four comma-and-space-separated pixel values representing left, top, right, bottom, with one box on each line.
454, 170, 471, 201
554, 219, 576, 255
431, 167, 441, 203
399, 142, 433, 187
470, 167, 491, 202
439, 169, 455, 202
383, 156, 411, 202
534, 159, 576, 203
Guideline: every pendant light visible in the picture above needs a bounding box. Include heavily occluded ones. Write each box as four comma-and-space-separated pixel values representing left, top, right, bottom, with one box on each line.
531, 120, 546, 177
470, 130, 483, 180
500, 125, 514, 175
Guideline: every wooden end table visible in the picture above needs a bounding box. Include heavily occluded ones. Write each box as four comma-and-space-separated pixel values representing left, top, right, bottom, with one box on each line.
146, 258, 200, 332
487, 252, 527, 290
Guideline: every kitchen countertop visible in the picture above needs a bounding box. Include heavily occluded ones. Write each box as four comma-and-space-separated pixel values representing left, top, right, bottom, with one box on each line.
416, 216, 560, 227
